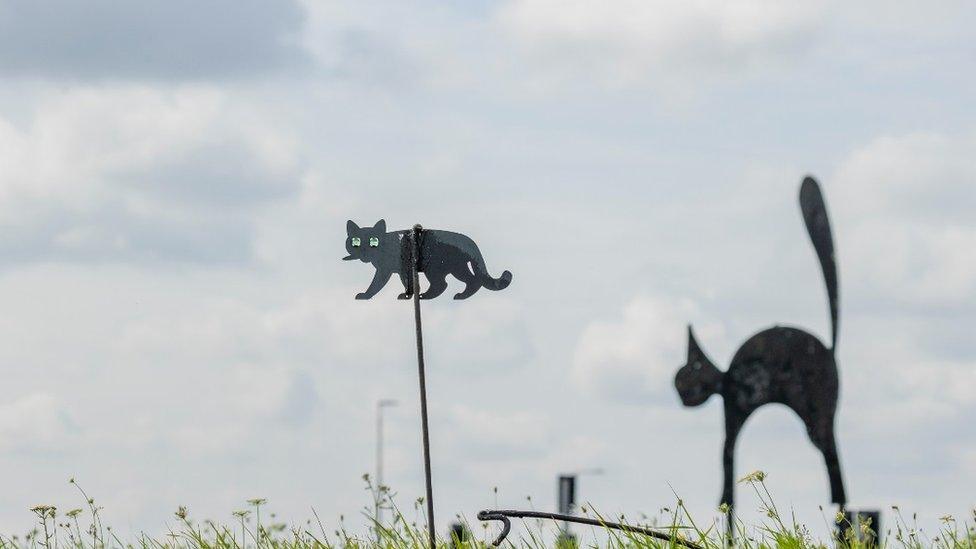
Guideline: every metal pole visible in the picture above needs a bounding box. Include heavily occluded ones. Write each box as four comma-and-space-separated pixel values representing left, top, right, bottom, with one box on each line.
411, 224, 436, 549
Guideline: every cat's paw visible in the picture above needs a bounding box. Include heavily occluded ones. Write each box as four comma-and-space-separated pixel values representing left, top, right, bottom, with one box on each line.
397, 292, 412, 300
355, 292, 371, 300
453, 293, 469, 300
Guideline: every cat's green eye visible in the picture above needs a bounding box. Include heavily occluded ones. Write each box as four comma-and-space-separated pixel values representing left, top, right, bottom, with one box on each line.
351, 237, 361, 247
369, 237, 379, 247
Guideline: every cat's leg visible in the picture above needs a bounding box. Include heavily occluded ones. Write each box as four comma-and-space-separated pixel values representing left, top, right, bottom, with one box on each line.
822, 433, 846, 507
420, 270, 449, 299
810, 424, 847, 509
357, 269, 393, 300
722, 410, 745, 533
807, 418, 847, 507
452, 263, 481, 299
397, 270, 413, 300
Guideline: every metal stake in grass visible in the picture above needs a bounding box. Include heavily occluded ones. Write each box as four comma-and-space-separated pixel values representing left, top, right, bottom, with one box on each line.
344, 219, 513, 549
410, 225, 436, 548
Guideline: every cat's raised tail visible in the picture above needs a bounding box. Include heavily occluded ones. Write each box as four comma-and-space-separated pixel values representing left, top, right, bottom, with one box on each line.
799, 176, 839, 350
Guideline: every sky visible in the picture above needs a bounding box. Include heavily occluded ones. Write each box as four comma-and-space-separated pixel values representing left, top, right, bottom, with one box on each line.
0, 0, 975, 542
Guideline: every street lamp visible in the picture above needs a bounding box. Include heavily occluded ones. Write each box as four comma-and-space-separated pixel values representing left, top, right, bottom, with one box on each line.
376, 398, 398, 528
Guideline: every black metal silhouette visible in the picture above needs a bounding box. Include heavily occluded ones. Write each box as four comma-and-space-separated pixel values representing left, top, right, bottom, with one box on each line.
673, 176, 846, 519
347, 221, 512, 549
478, 510, 704, 549
344, 220, 512, 300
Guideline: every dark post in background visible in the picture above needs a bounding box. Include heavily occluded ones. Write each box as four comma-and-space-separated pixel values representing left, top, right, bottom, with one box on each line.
557, 475, 577, 545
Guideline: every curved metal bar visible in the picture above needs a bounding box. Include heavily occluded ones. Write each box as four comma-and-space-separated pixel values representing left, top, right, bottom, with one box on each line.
477, 510, 511, 546
477, 509, 704, 549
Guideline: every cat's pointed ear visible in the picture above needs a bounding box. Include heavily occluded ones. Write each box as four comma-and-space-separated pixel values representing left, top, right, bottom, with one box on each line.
374, 219, 387, 233
687, 325, 704, 361
347, 220, 360, 234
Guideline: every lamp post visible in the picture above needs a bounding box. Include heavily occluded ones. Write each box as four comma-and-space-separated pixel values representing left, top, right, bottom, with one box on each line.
375, 398, 398, 529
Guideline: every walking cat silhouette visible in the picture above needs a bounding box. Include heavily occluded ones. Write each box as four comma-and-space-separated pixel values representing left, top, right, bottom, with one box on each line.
344, 219, 512, 300
673, 176, 846, 513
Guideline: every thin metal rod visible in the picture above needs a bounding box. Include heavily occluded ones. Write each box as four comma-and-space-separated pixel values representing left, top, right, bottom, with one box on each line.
411, 225, 436, 549
477, 510, 704, 549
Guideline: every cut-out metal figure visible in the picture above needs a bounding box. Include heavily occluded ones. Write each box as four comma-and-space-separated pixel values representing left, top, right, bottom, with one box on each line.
344, 220, 512, 300
346, 221, 512, 549
674, 176, 846, 517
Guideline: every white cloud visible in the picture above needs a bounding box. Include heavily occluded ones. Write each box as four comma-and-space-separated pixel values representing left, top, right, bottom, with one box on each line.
832, 132, 976, 307
0, 0, 309, 80
425, 298, 534, 373
229, 367, 320, 427
572, 295, 724, 403
0, 393, 78, 454
448, 405, 552, 459
495, 0, 826, 88
833, 132, 976, 222
0, 86, 301, 265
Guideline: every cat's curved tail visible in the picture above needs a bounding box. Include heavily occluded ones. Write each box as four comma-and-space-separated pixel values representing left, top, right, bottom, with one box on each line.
472, 258, 512, 291
799, 176, 839, 350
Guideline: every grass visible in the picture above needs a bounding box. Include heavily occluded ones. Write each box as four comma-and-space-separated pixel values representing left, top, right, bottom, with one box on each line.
3, 473, 974, 549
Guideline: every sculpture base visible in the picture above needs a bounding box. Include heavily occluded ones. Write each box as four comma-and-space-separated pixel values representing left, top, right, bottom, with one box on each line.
838, 510, 881, 545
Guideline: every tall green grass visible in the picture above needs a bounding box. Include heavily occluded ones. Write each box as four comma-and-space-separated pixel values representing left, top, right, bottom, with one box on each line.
4, 473, 974, 549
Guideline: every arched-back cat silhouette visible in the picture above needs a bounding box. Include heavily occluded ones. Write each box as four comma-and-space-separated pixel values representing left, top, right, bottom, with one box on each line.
344, 219, 512, 300
673, 176, 846, 513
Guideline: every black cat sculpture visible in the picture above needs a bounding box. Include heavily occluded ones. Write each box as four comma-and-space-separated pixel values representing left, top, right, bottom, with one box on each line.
674, 176, 846, 513
344, 219, 513, 300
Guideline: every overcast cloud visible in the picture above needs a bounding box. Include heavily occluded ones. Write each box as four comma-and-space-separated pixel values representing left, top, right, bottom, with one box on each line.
0, 0, 308, 80
0, 0, 974, 543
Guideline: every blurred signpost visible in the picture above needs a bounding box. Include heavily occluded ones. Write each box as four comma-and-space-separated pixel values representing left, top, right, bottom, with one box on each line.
557, 474, 576, 516
556, 468, 604, 543
557, 475, 576, 544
